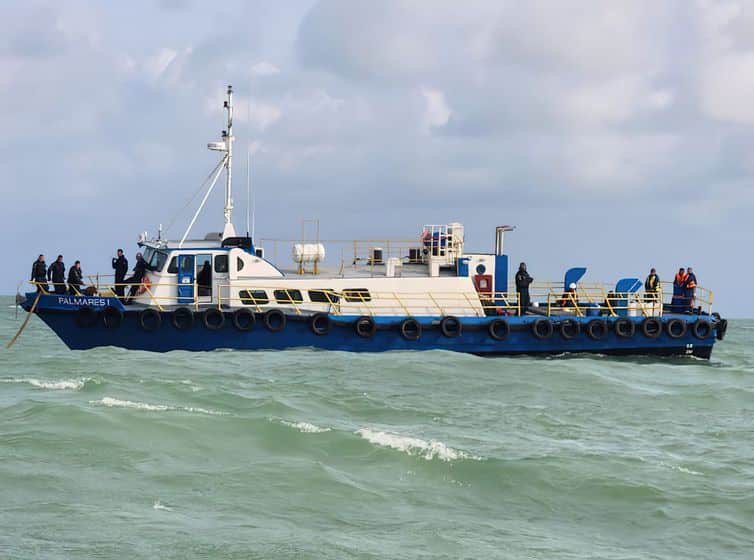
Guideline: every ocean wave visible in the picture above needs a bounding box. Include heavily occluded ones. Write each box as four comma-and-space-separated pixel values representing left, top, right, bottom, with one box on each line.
0, 377, 92, 391
90, 397, 226, 416
355, 428, 481, 462
279, 420, 332, 433
153, 500, 173, 511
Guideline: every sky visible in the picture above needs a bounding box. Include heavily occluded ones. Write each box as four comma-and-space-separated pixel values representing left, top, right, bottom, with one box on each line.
1, 0, 752, 316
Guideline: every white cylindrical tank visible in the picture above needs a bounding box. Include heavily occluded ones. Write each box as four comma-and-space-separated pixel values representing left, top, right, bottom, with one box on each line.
292, 243, 325, 264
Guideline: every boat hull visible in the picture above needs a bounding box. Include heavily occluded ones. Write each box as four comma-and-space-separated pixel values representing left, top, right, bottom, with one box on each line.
26, 300, 721, 359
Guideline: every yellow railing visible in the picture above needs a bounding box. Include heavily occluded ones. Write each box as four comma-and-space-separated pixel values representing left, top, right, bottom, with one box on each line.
27, 278, 714, 318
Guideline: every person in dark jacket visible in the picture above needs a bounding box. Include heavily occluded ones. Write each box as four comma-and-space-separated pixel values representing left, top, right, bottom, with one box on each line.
644, 268, 661, 302
112, 249, 128, 298
685, 266, 698, 312
515, 262, 533, 316
47, 254, 66, 295
31, 254, 48, 293
197, 261, 212, 296
125, 252, 147, 302
67, 261, 84, 295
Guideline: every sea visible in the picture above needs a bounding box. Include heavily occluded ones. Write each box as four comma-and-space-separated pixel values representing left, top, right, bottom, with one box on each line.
1, 296, 752, 559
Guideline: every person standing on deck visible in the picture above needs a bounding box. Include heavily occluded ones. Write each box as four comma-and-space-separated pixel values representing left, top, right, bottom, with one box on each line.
47, 255, 66, 295
672, 267, 688, 313
112, 249, 128, 298
644, 268, 661, 302
67, 261, 83, 295
31, 254, 48, 293
515, 262, 533, 315
685, 267, 698, 312
124, 252, 147, 303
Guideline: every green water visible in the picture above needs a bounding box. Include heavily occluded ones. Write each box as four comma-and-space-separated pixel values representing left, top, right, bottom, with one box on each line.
1, 297, 752, 559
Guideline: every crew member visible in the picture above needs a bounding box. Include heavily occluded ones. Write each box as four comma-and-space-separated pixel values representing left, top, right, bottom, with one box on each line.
125, 252, 147, 303
672, 267, 688, 313
644, 268, 661, 302
112, 249, 129, 298
197, 261, 212, 296
31, 254, 48, 293
559, 283, 578, 307
515, 262, 533, 316
47, 254, 66, 295
67, 261, 83, 295
685, 267, 698, 312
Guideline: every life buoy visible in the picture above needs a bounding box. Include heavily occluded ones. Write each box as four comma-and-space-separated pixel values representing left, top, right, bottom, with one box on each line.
136, 274, 151, 296
691, 319, 711, 340
614, 317, 635, 338
101, 306, 123, 329
399, 318, 422, 341
202, 308, 225, 330
138, 308, 161, 331
75, 306, 99, 328
310, 312, 331, 336
232, 308, 255, 331
488, 318, 510, 341
171, 307, 194, 331
263, 309, 286, 332
354, 316, 376, 338
586, 319, 608, 340
532, 318, 553, 339
666, 318, 687, 339
440, 316, 462, 338
641, 317, 662, 338
559, 319, 580, 340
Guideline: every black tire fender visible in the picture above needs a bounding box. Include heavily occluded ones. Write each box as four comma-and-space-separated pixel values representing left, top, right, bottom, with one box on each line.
439, 316, 462, 338
614, 317, 635, 338
641, 317, 662, 338
76, 306, 99, 328
138, 308, 162, 332
101, 306, 123, 329
171, 307, 195, 331
202, 308, 225, 330
559, 319, 580, 340
692, 319, 712, 340
354, 316, 377, 338
399, 318, 422, 341
310, 312, 331, 336
586, 319, 608, 340
232, 308, 255, 331
532, 318, 553, 339
263, 309, 286, 332
666, 318, 687, 339
488, 318, 510, 341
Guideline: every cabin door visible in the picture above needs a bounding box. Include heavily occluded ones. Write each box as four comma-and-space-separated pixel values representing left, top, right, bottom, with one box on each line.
177, 255, 195, 304
196, 254, 213, 304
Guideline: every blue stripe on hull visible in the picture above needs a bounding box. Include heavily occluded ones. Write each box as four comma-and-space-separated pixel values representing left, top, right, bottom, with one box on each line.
34, 311, 717, 358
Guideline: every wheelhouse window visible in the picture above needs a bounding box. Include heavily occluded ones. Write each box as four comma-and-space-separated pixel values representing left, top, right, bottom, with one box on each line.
214, 254, 229, 273
237, 257, 245, 272
167, 256, 178, 274
274, 289, 304, 304
146, 249, 168, 271
239, 290, 269, 305
343, 288, 371, 302
308, 289, 339, 303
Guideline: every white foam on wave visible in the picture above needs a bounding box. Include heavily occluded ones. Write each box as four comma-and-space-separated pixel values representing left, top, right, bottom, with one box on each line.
1, 377, 91, 390
153, 500, 173, 511
280, 420, 331, 433
659, 461, 703, 476
355, 428, 481, 462
91, 397, 225, 416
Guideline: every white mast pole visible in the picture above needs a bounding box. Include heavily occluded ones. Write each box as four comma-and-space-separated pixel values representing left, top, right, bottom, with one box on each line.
223, 85, 234, 228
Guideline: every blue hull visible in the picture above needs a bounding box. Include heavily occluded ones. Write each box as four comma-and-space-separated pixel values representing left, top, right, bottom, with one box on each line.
24, 294, 721, 358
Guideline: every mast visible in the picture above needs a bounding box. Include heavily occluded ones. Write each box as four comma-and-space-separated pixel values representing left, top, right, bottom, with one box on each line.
223, 85, 234, 230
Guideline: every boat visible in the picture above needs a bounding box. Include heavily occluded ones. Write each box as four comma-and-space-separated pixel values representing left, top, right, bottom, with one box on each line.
14, 86, 728, 357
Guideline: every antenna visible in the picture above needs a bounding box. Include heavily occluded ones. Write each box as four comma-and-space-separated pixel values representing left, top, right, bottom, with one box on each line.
246, 145, 251, 236
223, 85, 234, 227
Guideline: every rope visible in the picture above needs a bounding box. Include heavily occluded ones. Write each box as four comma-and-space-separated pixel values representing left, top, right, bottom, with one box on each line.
7, 291, 42, 349
163, 157, 227, 235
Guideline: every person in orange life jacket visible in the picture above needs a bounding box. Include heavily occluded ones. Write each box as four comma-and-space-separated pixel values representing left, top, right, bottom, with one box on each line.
685, 267, 697, 311
515, 262, 533, 315
559, 283, 577, 307
67, 261, 83, 295
671, 267, 688, 312
644, 268, 661, 302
